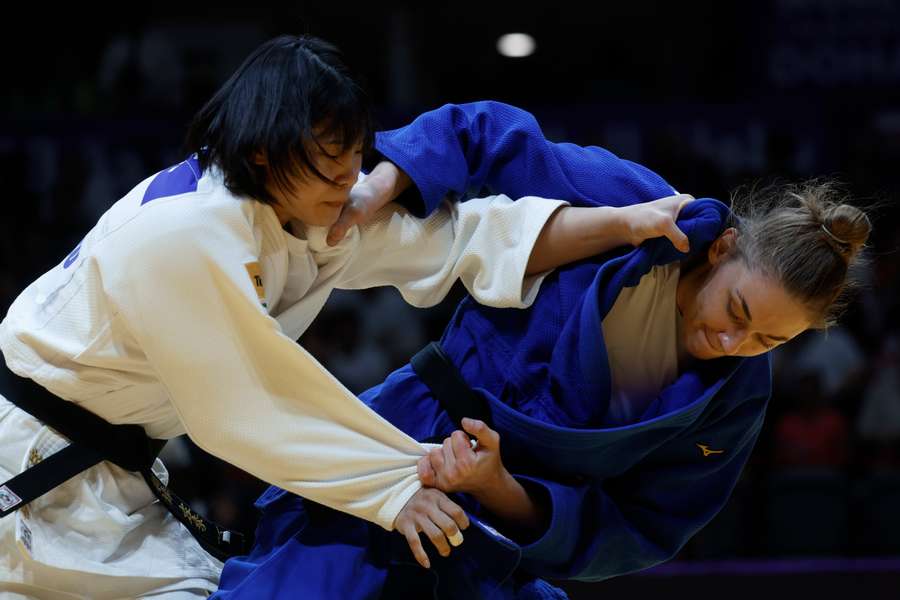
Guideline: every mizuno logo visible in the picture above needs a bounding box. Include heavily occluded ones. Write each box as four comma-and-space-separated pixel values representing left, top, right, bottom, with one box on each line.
696, 443, 725, 457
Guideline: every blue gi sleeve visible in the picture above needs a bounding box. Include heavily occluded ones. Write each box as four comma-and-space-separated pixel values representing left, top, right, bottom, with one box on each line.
510, 392, 769, 581
374, 101, 676, 217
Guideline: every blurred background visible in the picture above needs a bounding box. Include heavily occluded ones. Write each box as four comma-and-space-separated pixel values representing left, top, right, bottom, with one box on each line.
2, 1, 899, 597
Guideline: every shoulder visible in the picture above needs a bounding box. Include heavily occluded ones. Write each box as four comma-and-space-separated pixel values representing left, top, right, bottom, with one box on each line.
128, 165, 268, 247
94, 166, 279, 284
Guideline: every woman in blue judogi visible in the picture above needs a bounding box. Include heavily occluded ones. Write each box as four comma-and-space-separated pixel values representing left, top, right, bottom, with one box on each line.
213, 102, 871, 599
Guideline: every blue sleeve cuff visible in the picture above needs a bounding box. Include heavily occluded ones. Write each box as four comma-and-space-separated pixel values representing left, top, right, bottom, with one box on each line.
513, 475, 585, 565
374, 131, 448, 218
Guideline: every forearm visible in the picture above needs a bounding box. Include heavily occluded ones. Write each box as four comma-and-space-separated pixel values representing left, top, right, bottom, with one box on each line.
365, 160, 413, 208
375, 101, 676, 215
471, 470, 547, 533
526, 205, 629, 275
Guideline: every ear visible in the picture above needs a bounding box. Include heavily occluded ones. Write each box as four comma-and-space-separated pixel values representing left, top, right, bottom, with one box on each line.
253, 150, 267, 166
708, 227, 738, 266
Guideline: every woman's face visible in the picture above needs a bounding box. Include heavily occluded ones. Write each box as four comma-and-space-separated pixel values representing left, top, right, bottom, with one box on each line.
262, 137, 363, 227
677, 229, 812, 360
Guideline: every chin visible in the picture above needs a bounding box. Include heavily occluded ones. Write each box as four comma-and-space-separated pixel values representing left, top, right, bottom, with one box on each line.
684, 342, 707, 360
688, 346, 718, 361
307, 210, 341, 228
317, 215, 341, 227
319, 204, 345, 225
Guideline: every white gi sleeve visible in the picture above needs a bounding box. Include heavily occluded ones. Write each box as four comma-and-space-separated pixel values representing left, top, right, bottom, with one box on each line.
338, 195, 568, 307
111, 210, 426, 531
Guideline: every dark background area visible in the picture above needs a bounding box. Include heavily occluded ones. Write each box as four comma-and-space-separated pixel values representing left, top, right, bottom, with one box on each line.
2, 1, 900, 596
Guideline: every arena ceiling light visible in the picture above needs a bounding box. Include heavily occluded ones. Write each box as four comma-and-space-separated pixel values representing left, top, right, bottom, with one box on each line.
496, 33, 536, 58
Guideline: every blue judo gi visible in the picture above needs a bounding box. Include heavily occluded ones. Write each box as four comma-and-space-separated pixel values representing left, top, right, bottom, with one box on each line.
212, 102, 772, 599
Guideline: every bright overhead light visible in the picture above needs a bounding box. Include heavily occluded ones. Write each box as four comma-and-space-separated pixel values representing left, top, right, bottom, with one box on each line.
497, 33, 536, 58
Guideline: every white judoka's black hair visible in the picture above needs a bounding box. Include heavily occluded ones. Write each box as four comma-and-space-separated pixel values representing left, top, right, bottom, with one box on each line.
185, 35, 374, 205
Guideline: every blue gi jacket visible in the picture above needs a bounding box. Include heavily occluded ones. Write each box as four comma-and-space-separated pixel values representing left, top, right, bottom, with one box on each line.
213, 102, 772, 600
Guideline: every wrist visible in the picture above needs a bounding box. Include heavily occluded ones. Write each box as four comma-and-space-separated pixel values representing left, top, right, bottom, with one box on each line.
605, 206, 635, 247
367, 160, 411, 205
469, 466, 514, 498
362, 162, 398, 209
390, 163, 412, 199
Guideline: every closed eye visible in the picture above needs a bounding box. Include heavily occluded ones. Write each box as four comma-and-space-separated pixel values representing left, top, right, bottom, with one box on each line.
726, 299, 743, 324
727, 297, 774, 350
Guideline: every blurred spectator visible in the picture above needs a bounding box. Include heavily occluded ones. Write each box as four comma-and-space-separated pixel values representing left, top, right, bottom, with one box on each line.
856, 333, 900, 471
792, 327, 866, 400
325, 301, 393, 394
773, 371, 850, 469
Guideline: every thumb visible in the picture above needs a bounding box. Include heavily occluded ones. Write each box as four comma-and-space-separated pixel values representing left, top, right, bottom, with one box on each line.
461, 418, 498, 449
665, 221, 690, 253
326, 215, 351, 246
663, 219, 690, 253
417, 455, 436, 487
676, 193, 695, 213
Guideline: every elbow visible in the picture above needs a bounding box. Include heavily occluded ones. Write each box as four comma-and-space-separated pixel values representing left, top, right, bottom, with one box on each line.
182, 423, 247, 471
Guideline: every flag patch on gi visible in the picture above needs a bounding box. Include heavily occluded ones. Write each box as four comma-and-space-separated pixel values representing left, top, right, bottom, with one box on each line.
0, 485, 22, 511
244, 262, 267, 308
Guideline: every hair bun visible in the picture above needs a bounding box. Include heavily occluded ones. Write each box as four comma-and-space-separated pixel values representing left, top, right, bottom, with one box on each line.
823, 204, 871, 260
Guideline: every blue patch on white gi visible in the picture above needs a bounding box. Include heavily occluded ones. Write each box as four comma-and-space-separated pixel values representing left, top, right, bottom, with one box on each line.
141, 155, 202, 205
63, 243, 82, 269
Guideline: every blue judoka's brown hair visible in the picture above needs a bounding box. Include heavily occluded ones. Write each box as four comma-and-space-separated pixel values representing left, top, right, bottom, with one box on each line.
185, 35, 374, 205
728, 180, 871, 328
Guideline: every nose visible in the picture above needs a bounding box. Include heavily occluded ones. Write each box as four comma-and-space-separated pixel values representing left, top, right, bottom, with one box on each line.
333, 162, 361, 188
718, 328, 749, 354
329, 170, 351, 187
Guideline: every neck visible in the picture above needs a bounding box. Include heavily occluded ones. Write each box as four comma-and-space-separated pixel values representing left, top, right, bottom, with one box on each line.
271, 202, 291, 227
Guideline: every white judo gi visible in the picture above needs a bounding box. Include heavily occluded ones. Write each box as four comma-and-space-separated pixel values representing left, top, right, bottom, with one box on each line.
0, 159, 565, 598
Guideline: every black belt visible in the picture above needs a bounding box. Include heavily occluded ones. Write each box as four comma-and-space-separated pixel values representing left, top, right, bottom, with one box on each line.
0, 354, 248, 561
410, 342, 493, 440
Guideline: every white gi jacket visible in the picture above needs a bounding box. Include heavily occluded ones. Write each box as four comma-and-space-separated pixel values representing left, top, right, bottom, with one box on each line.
0, 160, 564, 597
